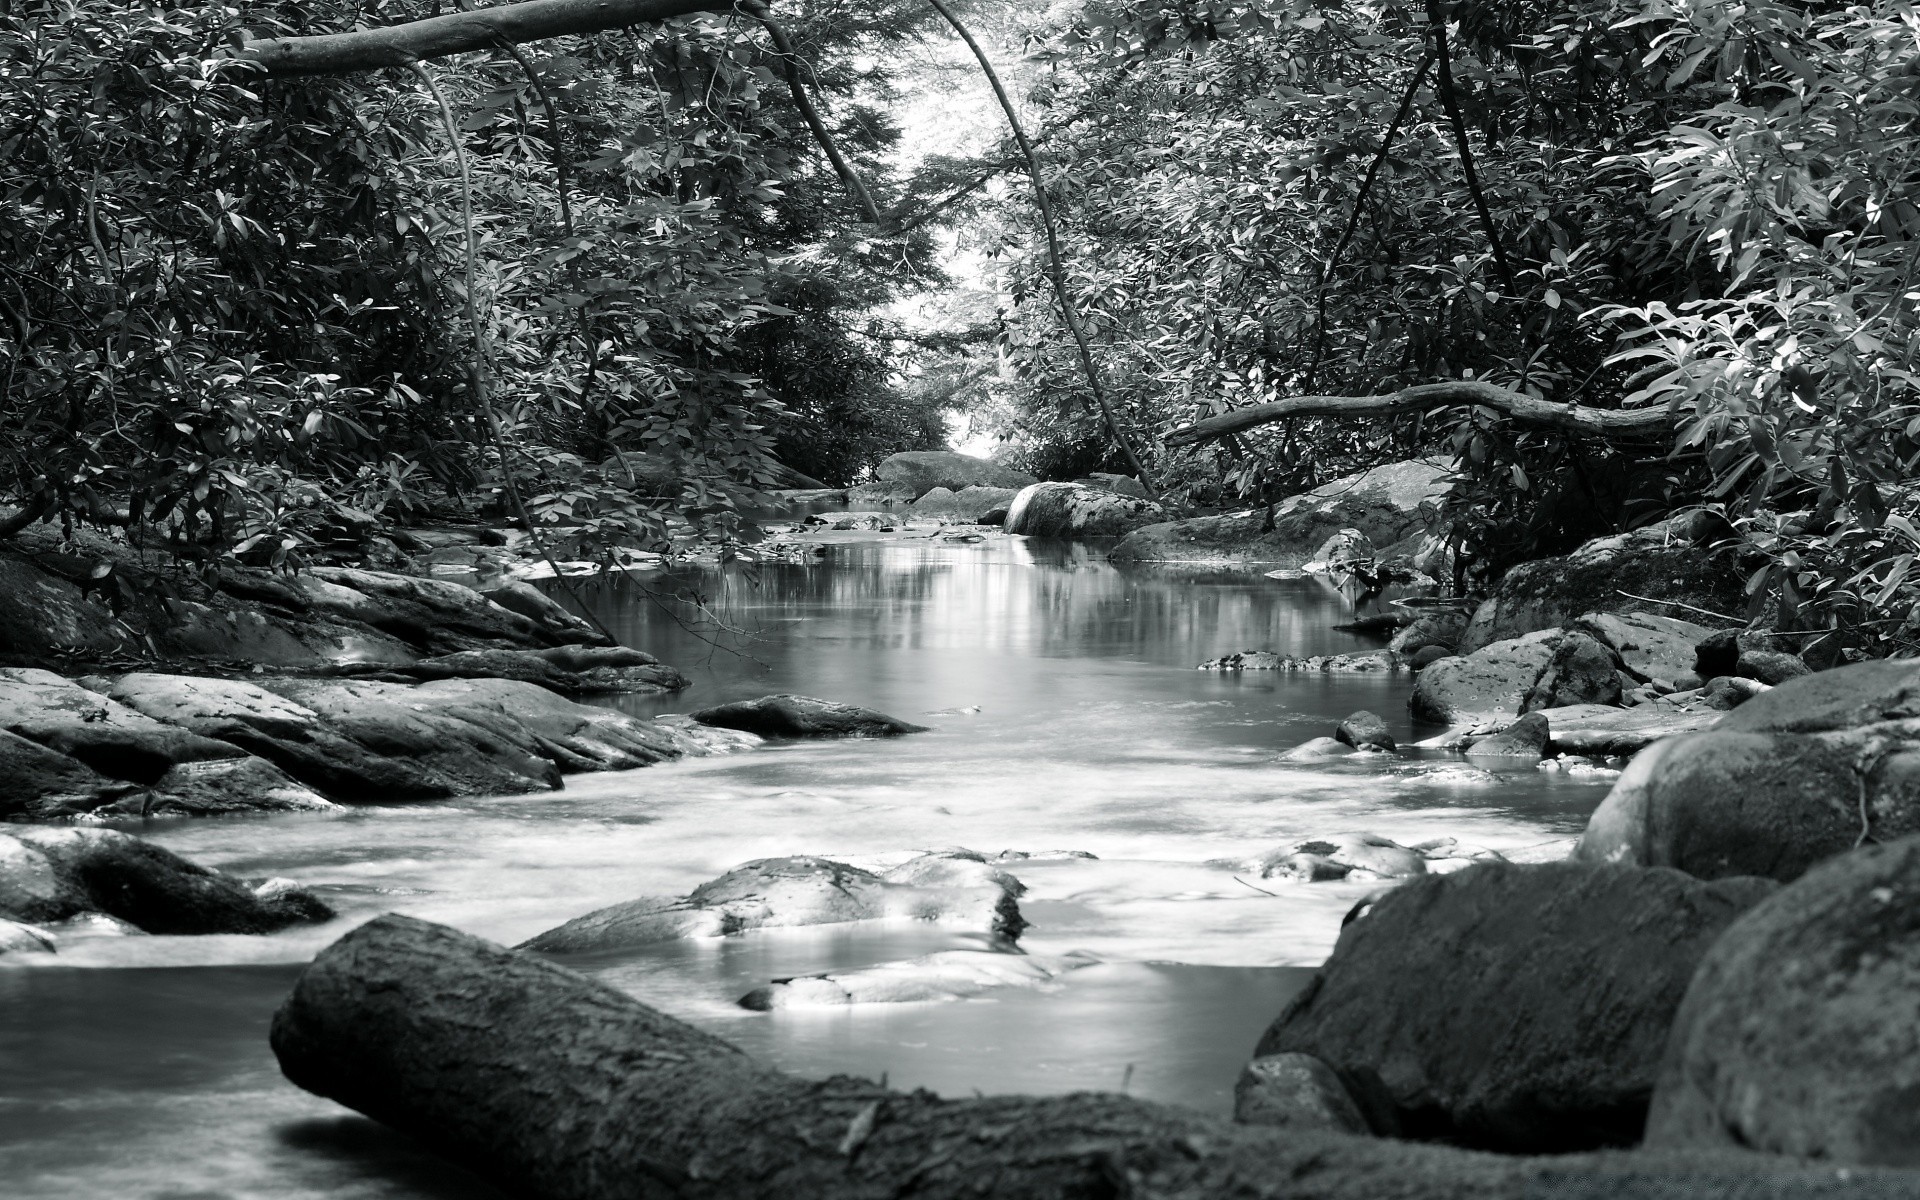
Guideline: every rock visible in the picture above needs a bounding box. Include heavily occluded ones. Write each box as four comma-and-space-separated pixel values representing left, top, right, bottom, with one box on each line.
739, 948, 1095, 1009
1390, 611, 1471, 657
96, 673, 458, 802
1253, 861, 1779, 1152
803, 510, 892, 531
1533, 703, 1723, 757
0, 557, 127, 657
1257, 853, 1354, 882
1110, 460, 1450, 568
1004, 482, 1167, 538
1335, 711, 1395, 752
0, 918, 56, 955
1306, 528, 1376, 579
1645, 834, 1920, 1165
1521, 631, 1623, 712
1410, 645, 1453, 670
159, 597, 417, 668
1261, 835, 1426, 880
298, 567, 559, 653
845, 481, 917, 507
1699, 675, 1769, 710
1464, 712, 1551, 761
1234, 1052, 1370, 1134
476, 579, 606, 646
0, 827, 333, 934
1409, 629, 1561, 725
1279, 737, 1357, 763
1737, 649, 1812, 686
874, 451, 1036, 500
374, 646, 690, 695
1573, 611, 1713, 686
519, 853, 1025, 953
0, 728, 146, 819
0, 667, 246, 782
688, 694, 929, 738
1459, 514, 1743, 654
909, 485, 1019, 523
1694, 630, 1741, 680
1199, 651, 1402, 673
1077, 472, 1149, 498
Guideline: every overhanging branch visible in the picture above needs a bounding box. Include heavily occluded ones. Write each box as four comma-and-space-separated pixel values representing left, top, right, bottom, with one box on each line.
1163, 382, 1672, 447
240, 0, 729, 76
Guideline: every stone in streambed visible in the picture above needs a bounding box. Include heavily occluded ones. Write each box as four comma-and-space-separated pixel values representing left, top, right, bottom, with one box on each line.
1004, 482, 1166, 539
1645, 834, 1920, 1166
0, 728, 146, 819
1199, 651, 1401, 673
738, 948, 1095, 1009
1521, 631, 1623, 712
0, 918, 56, 956
519, 852, 1026, 954
1256, 835, 1425, 881
1234, 1052, 1370, 1134
1464, 712, 1551, 761
0, 827, 332, 934
1280, 737, 1357, 762
1409, 630, 1560, 725
1252, 861, 1778, 1152
0, 667, 249, 783
688, 694, 928, 738
1336, 711, 1395, 752
379, 646, 690, 695
1737, 648, 1811, 686
875, 451, 1035, 500
1259, 854, 1354, 882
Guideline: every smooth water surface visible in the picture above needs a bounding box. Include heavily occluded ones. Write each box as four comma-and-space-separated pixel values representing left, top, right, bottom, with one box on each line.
0, 532, 1614, 1199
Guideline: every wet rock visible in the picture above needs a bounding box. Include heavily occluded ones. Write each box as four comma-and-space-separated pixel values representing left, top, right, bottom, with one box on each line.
0, 918, 56, 955
874, 451, 1036, 500
371, 646, 689, 695
739, 948, 1095, 1009
297, 567, 559, 653
1737, 649, 1812, 686
1390, 611, 1471, 658
647, 714, 764, 757
1522, 631, 1623, 712
1533, 703, 1723, 757
688, 694, 929, 738
1110, 459, 1450, 568
1260, 835, 1425, 880
476, 579, 606, 646
1004, 482, 1167, 539
1699, 675, 1769, 710
0, 728, 145, 819
1646, 834, 1920, 1166
1464, 712, 1551, 761
1336, 711, 1395, 752
1234, 1052, 1370, 1134
1410, 645, 1453, 670
96, 673, 457, 802
1254, 861, 1778, 1152
1281, 737, 1357, 762
519, 853, 1025, 953
0, 667, 246, 782
845, 481, 917, 507
1409, 629, 1560, 725
1694, 630, 1742, 681
1076, 472, 1149, 498
804, 511, 893, 531
1199, 651, 1401, 673
1258, 853, 1354, 882
0, 827, 333, 934
0, 556, 128, 657
909, 485, 1020, 523
1459, 514, 1743, 654
159, 598, 417, 668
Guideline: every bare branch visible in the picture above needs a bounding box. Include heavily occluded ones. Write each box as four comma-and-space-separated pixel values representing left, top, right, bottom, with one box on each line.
740, 1, 883, 224
1163, 382, 1672, 447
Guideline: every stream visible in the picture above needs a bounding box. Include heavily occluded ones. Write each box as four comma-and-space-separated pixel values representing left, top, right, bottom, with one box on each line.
0, 530, 1616, 1199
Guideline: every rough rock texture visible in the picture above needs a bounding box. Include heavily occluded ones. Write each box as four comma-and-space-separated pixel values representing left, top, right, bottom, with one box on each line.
476, 579, 603, 645
845, 481, 917, 507
1572, 611, 1711, 686
1256, 835, 1426, 881
1464, 712, 1551, 760
0, 917, 56, 955
1646, 835, 1920, 1166
1522, 631, 1624, 712
1076, 472, 1149, 498
1199, 651, 1402, 673
0, 557, 127, 657
0, 827, 332, 934
1534, 703, 1723, 757
1110, 459, 1450, 568
874, 451, 1036, 500
1234, 1052, 1371, 1133
363, 646, 690, 695
1459, 515, 1741, 654
519, 853, 1026, 953
1254, 861, 1779, 1152
0, 728, 146, 818
1737, 649, 1813, 686
909, 485, 1020, 523
1410, 630, 1561, 725
739, 948, 1095, 1009
0, 667, 245, 781
1004, 482, 1167, 539
1390, 611, 1472, 657
1336, 711, 1395, 751
689, 693, 929, 738
1576, 660, 1920, 882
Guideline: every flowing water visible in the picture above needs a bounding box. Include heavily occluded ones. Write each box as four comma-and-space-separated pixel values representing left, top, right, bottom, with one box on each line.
0, 530, 1616, 1199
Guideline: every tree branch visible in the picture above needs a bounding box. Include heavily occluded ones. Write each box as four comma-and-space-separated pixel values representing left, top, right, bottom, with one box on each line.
1429, 0, 1516, 293
240, 0, 729, 76
741, 2, 883, 224
1163, 382, 1672, 447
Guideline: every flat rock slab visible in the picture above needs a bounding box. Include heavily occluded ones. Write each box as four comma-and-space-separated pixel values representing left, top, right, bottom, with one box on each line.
739, 948, 1097, 1008
1537, 703, 1724, 756
689, 693, 929, 738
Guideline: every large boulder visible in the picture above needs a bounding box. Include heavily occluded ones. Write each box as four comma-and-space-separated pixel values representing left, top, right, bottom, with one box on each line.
1575, 660, 1920, 882
1110, 460, 1450, 568
1004, 482, 1167, 538
909, 485, 1019, 523
1234, 1053, 1371, 1133
689, 694, 928, 738
1250, 861, 1778, 1152
0, 728, 145, 819
0, 827, 332, 934
1520, 630, 1624, 712
1459, 514, 1742, 654
1532, 703, 1724, 757
368, 646, 690, 695
0, 666, 243, 781
0, 556, 128, 657
874, 451, 1036, 500
519, 853, 1026, 953
1646, 835, 1920, 1165
1409, 629, 1561, 725
1571, 611, 1712, 687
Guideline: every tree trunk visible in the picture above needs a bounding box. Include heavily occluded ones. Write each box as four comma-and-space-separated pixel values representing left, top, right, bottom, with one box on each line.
1163, 382, 1671, 447
270, 915, 1882, 1200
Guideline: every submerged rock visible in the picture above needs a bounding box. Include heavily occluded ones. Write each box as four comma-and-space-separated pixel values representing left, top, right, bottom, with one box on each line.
1234, 1052, 1370, 1134
519, 852, 1026, 954
739, 948, 1096, 1009
1646, 834, 1920, 1165
1335, 711, 1395, 752
0, 827, 333, 934
1256, 835, 1426, 881
1253, 861, 1777, 1152
1004, 482, 1166, 539
688, 694, 929, 738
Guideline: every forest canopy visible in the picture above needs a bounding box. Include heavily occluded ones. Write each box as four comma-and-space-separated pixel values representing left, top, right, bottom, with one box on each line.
5, 0, 1920, 651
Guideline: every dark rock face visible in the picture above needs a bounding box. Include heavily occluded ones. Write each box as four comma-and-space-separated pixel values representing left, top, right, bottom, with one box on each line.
0, 557, 128, 657
1004, 482, 1167, 538
0, 827, 333, 934
0, 728, 146, 818
1737, 649, 1812, 686
1252, 861, 1777, 1153
1522, 631, 1624, 712
1695, 630, 1742, 681
372, 646, 690, 694
874, 452, 1036, 500
1577, 660, 1920, 882
1234, 1053, 1370, 1133
689, 694, 929, 738
1647, 835, 1920, 1166
1336, 711, 1395, 751
1110, 459, 1450, 568
1410, 630, 1561, 725
1410, 645, 1453, 670
1459, 514, 1743, 654
1390, 611, 1471, 657
519, 852, 1025, 954
1464, 712, 1551, 760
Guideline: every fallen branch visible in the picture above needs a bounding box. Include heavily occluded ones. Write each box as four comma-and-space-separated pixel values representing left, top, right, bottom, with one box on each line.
1164, 382, 1671, 447
240, 0, 728, 76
